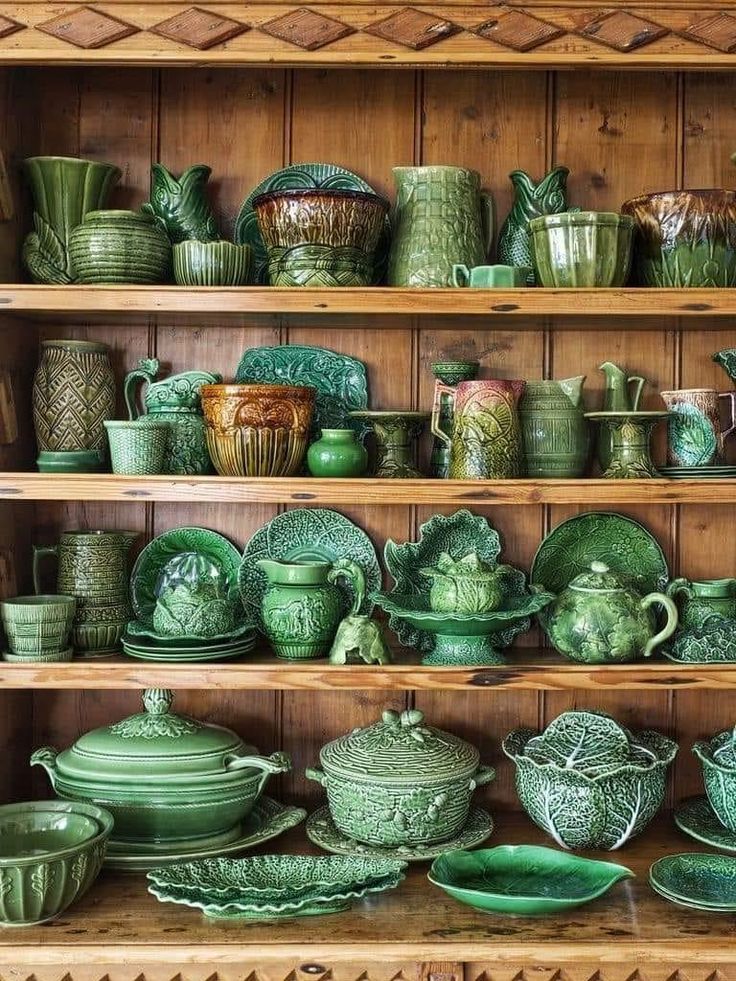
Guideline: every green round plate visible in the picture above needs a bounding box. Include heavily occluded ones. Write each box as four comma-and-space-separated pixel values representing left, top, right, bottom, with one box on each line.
674, 796, 736, 853
649, 878, 734, 911
233, 162, 391, 285
660, 467, 736, 479
531, 511, 669, 595
130, 527, 242, 623
122, 644, 255, 663
238, 508, 381, 631
306, 805, 494, 861
650, 852, 736, 909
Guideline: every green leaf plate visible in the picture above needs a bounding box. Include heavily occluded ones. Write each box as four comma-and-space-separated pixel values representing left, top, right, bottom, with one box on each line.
429, 845, 633, 917
674, 796, 736, 853
125, 620, 255, 648
649, 852, 736, 909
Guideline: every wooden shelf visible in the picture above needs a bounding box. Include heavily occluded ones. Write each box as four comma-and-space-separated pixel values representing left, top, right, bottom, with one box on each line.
2, 285, 736, 323
2, 650, 733, 690
3, 473, 736, 505
4, 816, 732, 969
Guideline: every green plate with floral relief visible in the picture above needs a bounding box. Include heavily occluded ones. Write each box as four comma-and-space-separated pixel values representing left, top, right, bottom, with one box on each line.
531, 512, 669, 596
238, 508, 381, 630
130, 527, 242, 624
674, 796, 736, 853
234, 163, 392, 284
650, 853, 736, 909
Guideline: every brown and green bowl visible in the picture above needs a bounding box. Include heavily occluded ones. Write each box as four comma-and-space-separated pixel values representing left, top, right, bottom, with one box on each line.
253, 188, 389, 253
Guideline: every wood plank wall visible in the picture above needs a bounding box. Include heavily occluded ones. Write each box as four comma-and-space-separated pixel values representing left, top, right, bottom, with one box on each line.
4, 65, 736, 810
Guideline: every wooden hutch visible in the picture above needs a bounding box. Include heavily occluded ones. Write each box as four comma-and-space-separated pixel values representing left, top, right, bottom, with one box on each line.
0, 3, 735, 979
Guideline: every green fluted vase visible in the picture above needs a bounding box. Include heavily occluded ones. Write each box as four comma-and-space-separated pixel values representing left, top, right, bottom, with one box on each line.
22, 156, 121, 284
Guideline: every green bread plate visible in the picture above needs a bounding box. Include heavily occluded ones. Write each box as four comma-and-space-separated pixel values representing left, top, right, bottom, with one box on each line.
649, 852, 736, 910
674, 796, 736, 853
429, 845, 633, 917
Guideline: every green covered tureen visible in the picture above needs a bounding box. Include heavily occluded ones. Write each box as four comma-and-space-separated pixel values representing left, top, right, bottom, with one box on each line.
420, 552, 510, 614
306, 707, 494, 847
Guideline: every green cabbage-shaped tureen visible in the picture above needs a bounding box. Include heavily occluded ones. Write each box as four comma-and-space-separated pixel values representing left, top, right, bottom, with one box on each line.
420, 552, 509, 614
153, 581, 235, 638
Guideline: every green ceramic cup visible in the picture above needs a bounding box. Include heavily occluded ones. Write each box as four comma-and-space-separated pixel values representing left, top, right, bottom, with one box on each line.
530, 211, 633, 287
0, 594, 76, 656
104, 420, 170, 475
452, 264, 532, 288
173, 241, 254, 287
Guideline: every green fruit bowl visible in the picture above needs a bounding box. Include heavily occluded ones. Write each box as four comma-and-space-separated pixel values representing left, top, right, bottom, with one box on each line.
0, 800, 113, 927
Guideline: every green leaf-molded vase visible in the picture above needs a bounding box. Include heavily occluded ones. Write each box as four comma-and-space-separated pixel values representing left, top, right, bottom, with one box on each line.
142, 163, 219, 244
22, 156, 121, 284
497, 166, 570, 285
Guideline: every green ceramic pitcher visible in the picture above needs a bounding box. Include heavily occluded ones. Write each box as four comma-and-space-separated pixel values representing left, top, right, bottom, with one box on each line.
519, 376, 589, 478
597, 361, 646, 471
666, 577, 736, 630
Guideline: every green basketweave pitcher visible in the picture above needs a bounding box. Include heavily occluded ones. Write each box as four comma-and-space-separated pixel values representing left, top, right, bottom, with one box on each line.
387, 167, 493, 287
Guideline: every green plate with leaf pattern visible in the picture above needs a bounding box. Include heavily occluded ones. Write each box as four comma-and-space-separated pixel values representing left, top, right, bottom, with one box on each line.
674, 796, 736, 853
650, 852, 736, 909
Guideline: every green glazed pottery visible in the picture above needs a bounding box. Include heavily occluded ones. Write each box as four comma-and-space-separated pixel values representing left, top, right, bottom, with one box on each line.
675, 796, 736, 853
520, 375, 589, 478
429, 845, 633, 917
597, 361, 646, 472
106, 797, 306, 872
104, 420, 170, 475
503, 711, 677, 850
125, 619, 253, 648
69, 210, 172, 284
257, 558, 363, 659
33, 339, 115, 474
621, 190, 736, 287
0, 800, 113, 926
305, 707, 495, 848
530, 211, 633, 287
693, 725, 736, 831
650, 853, 736, 910
22, 156, 121, 284
152, 579, 235, 640
142, 163, 219, 244
121, 636, 255, 664
430, 360, 480, 478
307, 429, 368, 478
421, 552, 509, 614
660, 465, 736, 478
664, 618, 736, 663
0, 594, 76, 656
3, 648, 73, 663
33, 530, 137, 657
349, 410, 429, 478
713, 348, 736, 385
452, 264, 531, 288
147, 854, 406, 919
326, 560, 390, 665
31, 688, 291, 848
660, 388, 736, 467
586, 410, 668, 478
665, 577, 736, 630
173, 240, 253, 286
388, 166, 492, 287
431, 379, 525, 479
497, 167, 570, 284
307, 805, 494, 861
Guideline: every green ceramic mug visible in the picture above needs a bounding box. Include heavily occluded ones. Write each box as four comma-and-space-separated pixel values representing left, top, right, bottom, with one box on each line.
1, 594, 76, 658
452, 264, 532, 288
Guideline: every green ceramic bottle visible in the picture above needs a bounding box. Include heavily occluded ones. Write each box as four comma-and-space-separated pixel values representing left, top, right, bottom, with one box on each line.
307, 429, 368, 478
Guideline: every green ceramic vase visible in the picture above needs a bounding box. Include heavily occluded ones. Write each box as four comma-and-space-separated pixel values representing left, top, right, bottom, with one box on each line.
22, 156, 121, 284
519, 376, 589, 478
142, 163, 219, 244
497, 167, 570, 285
307, 429, 368, 477
69, 210, 171, 284
530, 211, 633, 287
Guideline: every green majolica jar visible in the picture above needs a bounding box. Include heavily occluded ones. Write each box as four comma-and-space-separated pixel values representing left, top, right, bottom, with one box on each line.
544, 561, 678, 664
307, 429, 368, 478
306, 708, 495, 847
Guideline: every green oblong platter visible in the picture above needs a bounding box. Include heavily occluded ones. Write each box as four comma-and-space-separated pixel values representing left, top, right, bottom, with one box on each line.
234, 163, 391, 285
674, 796, 736, 853
429, 845, 633, 917
130, 527, 242, 623
531, 511, 669, 596
238, 508, 381, 629
649, 852, 736, 909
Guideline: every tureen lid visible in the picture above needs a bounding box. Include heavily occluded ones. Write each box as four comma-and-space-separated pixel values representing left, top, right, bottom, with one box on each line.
567, 561, 629, 593
54, 689, 252, 783
319, 708, 480, 785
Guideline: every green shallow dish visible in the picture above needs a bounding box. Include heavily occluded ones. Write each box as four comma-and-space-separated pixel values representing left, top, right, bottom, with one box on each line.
122, 642, 255, 663
125, 620, 255, 648
429, 845, 633, 917
675, 796, 736, 853
649, 878, 735, 911
650, 852, 736, 909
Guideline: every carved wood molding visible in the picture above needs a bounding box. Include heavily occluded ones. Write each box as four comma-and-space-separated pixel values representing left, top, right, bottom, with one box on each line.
4, 3, 736, 65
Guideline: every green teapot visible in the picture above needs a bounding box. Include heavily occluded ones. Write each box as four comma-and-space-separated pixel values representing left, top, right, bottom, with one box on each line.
544, 561, 678, 664
420, 551, 511, 614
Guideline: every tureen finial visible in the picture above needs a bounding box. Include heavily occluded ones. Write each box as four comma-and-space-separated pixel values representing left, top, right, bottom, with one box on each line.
143, 689, 173, 715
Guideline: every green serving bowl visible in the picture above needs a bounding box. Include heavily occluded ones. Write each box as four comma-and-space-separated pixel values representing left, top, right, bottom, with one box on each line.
428, 845, 633, 917
0, 800, 113, 926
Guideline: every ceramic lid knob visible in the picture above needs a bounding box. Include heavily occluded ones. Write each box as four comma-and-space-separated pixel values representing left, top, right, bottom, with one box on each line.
590, 561, 610, 574
143, 688, 174, 715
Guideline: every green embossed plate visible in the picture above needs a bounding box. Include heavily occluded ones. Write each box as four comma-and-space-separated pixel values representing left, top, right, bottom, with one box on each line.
234, 163, 392, 285
650, 853, 736, 909
663, 620, 736, 663
429, 845, 633, 917
130, 527, 242, 624
674, 796, 736, 853
531, 511, 669, 596
235, 345, 368, 439
125, 620, 255, 648
306, 805, 494, 861
238, 508, 381, 630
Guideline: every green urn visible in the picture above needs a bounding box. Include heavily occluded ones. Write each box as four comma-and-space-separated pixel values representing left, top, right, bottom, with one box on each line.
543, 561, 678, 664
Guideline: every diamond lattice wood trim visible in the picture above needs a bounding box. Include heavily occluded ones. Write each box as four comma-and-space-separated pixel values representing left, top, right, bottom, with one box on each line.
36, 5, 139, 48
471, 10, 563, 51
260, 8, 354, 49
365, 7, 461, 49
151, 7, 248, 48
578, 9, 669, 51
682, 11, 736, 52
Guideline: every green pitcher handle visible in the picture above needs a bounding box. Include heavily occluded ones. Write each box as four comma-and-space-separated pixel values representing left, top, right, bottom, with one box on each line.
452, 264, 470, 288
480, 191, 494, 261
641, 592, 679, 657
627, 375, 646, 412
719, 391, 736, 441
665, 577, 693, 604
328, 559, 365, 616
124, 357, 160, 421
32, 545, 58, 595
431, 381, 455, 448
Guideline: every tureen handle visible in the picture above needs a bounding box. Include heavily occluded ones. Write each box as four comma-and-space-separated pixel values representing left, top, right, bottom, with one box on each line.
305, 766, 327, 787
641, 592, 679, 657
223, 750, 292, 796
469, 764, 496, 791
30, 746, 59, 789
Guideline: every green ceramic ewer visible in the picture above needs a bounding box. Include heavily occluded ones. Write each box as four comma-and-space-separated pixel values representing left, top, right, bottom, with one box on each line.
597, 361, 646, 471
666, 577, 736, 630
257, 557, 363, 660
519, 375, 589, 478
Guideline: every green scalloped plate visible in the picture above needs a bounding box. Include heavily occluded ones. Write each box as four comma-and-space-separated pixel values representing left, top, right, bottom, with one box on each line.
674, 796, 736, 853
125, 620, 255, 648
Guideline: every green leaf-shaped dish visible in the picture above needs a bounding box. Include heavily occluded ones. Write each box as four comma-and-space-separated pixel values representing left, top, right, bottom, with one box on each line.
429, 845, 633, 917
125, 620, 255, 648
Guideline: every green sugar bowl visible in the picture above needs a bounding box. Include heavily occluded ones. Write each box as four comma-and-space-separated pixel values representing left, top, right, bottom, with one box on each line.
420, 552, 510, 614
306, 707, 495, 847
69, 210, 172, 284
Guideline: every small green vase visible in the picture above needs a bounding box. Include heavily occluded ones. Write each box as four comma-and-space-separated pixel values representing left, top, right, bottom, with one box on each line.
142, 163, 219, 244
307, 429, 367, 478
69, 210, 171, 284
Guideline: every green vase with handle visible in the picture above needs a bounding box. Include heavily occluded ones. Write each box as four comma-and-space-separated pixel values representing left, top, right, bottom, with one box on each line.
519, 375, 589, 478
597, 361, 646, 472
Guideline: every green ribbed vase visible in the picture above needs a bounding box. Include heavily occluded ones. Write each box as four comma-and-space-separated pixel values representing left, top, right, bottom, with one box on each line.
69, 210, 171, 284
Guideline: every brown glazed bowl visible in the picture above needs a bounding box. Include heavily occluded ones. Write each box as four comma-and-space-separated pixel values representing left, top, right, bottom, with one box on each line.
621, 190, 736, 287
200, 384, 315, 477
252, 189, 389, 253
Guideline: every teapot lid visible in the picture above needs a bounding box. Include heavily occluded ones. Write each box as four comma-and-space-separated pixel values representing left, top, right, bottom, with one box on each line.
319, 708, 480, 785
568, 561, 628, 592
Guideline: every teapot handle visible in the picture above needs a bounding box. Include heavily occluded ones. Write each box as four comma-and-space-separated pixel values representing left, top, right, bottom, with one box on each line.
431, 381, 455, 448
124, 358, 161, 421
626, 375, 646, 412
479, 191, 494, 261
641, 592, 679, 656
328, 559, 365, 617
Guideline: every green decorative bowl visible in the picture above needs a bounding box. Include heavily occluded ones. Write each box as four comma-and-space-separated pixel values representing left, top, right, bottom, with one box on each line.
529, 211, 633, 288
0, 800, 113, 926
173, 241, 254, 287
0, 594, 76, 655
428, 845, 633, 916
693, 726, 736, 830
